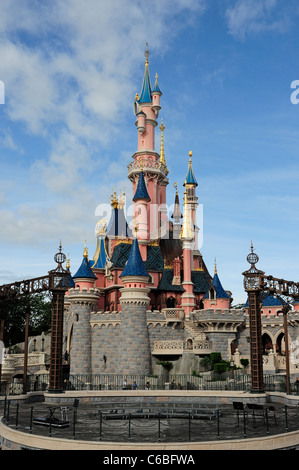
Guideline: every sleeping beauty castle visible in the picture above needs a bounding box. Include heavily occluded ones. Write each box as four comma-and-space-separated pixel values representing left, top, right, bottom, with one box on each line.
63, 47, 299, 378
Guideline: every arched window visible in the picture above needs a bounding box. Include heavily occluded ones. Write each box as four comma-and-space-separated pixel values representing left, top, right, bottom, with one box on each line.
276, 332, 285, 355
210, 288, 215, 300
262, 333, 273, 355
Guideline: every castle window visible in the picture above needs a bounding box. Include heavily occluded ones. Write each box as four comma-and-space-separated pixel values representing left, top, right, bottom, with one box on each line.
210, 288, 215, 300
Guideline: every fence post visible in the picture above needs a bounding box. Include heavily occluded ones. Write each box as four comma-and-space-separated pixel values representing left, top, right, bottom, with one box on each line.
243, 409, 247, 438
29, 406, 33, 434
3, 396, 7, 420
15, 403, 19, 429
216, 409, 220, 439
265, 407, 269, 435
285, 405, 288, 432
128, 413, 131, 441
158, 412, 161, 442
72, 410, 76, 439
99, 411, 102, 441
188, 412, 191, 441
6, 400, 10, 423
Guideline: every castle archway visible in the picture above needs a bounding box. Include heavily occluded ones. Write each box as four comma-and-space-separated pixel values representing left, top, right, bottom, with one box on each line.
262, 333, 273, 355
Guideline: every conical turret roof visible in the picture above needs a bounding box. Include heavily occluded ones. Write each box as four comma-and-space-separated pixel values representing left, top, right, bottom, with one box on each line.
73, 244, 97, 280
133, 171, 150, 202
120, 237, 149, 278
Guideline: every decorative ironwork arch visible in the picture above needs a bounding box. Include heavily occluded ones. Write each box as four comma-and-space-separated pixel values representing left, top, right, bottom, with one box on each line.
0, 243, 69, 393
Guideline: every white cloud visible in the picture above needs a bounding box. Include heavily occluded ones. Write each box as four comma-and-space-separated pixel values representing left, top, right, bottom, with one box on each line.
0, 0, 207, 256
225, 0, 291, 39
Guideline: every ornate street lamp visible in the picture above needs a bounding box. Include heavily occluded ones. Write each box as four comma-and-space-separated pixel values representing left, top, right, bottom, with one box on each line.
242, 243, 265, 393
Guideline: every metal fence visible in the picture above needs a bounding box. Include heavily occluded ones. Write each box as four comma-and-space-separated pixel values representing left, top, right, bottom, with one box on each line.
1, 399, 299, 445
1, 371, 299, 395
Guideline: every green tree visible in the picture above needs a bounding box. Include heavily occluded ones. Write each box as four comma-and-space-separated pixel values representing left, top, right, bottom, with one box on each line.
2, 294, 51, 347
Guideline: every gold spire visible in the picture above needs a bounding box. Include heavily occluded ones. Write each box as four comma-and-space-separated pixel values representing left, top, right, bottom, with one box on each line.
173, 182, 178, 194
159, 119, 168, 175
66, 253, 70, 270
83, 240, 88, 258
180, 190, 194, 240
214, 257, 217, 274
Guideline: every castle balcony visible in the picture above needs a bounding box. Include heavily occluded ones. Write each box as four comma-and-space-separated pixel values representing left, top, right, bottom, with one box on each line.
162, 308, 185, 324
152, 339, 212, 356
127, 153, 168, 180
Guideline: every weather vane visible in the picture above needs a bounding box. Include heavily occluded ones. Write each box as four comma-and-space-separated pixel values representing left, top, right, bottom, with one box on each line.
145, 42, 150, 62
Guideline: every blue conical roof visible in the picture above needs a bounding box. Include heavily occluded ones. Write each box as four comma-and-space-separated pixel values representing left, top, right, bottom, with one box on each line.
120, 238, 149, 278
133, 171, 150, 202
73, 255, 97, 280
152, 74, 162, 94
66, 269, 76, 287
203, 273, 230, 299
138, 61, 152, 104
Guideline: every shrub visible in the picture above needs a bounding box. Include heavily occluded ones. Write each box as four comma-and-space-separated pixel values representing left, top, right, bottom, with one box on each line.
210, 352, 222, 365
213, 362, 227, 374
240, 358, 249, 368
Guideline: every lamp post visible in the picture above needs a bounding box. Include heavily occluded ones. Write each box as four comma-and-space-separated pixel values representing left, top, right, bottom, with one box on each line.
242, 243, 265, 393
230, 358, 235, 380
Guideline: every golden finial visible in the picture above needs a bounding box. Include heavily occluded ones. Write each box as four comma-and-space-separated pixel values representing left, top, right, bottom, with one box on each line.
214, 257, 217, 274
66, 253, 70, 270
83, 240, 88, 258
135, 93, 139, 101
251, 240, 254, 253
159, 119, 168, 175
173, 182, 178, 194
189, 150, 192, 161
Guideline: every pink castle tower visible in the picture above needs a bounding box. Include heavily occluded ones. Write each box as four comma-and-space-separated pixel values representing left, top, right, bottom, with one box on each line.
128, 44, 169, 247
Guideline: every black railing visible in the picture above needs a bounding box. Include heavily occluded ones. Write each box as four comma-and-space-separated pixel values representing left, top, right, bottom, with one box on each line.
1, 399, 299, 445
2, 371, 299, 396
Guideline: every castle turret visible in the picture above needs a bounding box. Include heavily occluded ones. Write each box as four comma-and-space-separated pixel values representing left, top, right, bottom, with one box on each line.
151, 73, 162, 116
203, 260, 230, 311
133, 165, 151, 261
68, 243, 101, 376
180, 190, 196, 319
118, 237, 151, 375
171, 182, 182, 240
184, 151, 199, 252
129, 44, 168, 243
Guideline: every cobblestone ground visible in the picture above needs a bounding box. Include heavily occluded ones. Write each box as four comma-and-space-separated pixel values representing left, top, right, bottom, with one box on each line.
2, 401, 299, 444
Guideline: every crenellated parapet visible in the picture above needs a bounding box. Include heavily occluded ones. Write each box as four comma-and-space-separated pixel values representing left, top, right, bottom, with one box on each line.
68, 286, 101, 306
193, 308, 245, 332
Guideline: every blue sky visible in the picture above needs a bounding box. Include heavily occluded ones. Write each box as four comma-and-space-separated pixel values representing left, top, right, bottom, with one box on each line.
0, 0, 299, 304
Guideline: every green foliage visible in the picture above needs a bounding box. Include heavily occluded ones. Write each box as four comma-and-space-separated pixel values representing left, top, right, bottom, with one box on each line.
3, 294, 51, 347
213, 362, 228, 374
210, 352, 222, 364
199, 355, 212, 371
240, 358, 249, 368
156, 361, 173, 371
